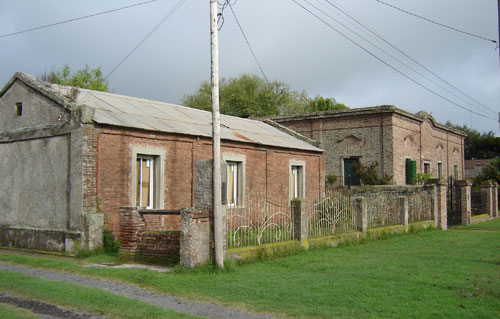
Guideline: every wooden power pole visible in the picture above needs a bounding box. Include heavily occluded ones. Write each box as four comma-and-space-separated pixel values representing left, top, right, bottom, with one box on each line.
210, 0, 224, 268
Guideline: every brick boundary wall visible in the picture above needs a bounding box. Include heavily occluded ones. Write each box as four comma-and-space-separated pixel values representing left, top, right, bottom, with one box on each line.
119, 207, 181, 260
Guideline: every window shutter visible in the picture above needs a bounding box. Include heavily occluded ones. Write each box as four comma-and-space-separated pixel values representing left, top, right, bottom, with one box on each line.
406, 159, 417, 185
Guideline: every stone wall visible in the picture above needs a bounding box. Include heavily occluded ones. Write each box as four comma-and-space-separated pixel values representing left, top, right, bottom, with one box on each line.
272, 106, 465, 186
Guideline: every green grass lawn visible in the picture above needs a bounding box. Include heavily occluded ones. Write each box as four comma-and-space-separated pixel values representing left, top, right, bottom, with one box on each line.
0, 303, 36, 319
0, 271, 197, 319
0, 220, 499, 318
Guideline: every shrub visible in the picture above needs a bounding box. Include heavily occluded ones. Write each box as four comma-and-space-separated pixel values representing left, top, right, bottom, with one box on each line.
325, 174, 338, 187
352, 161, 392, 185
103, 229, 120, 253
416, 172, 432, 185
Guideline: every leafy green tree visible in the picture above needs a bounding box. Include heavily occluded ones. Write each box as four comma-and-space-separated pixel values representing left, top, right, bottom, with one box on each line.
476, 157, 500, 185
305, 95, 349, 113
445, 121, 500, 159
183, 74, 348, 117
40, 64, 109, 92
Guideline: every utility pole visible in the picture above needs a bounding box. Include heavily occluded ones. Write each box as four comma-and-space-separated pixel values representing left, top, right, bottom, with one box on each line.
210, 0, 224, 268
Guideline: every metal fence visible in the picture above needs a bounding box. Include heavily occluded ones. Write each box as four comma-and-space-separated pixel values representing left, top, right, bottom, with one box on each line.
226, 192, 294, 248
308, 189, 355, 238
226, 187, 436, 248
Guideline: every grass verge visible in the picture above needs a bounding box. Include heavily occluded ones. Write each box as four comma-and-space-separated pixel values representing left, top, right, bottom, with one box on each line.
0, 271, 197, 319
0, 303, 36, 319
0, 219, 499, 318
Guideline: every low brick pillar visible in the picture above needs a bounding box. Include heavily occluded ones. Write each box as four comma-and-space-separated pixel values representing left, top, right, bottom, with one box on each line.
292, 199, 308, 242
119, 207, 145, 254
456, 180, 472, 225
481, 182, 496, 218
180, 208, 215, 268
352, 196, 367, 232
399, 196, 408, 226
427, 179, 447, 230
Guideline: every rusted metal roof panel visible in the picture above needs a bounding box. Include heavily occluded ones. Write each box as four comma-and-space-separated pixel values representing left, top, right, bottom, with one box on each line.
52, 86, 322, 152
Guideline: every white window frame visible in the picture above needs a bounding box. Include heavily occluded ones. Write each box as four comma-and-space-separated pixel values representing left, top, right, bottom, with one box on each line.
131, 146, 165, 210
137, 156, 154, 209
223, 154, 246, 207
437, 162, 443, 179
289, 160, 306, 200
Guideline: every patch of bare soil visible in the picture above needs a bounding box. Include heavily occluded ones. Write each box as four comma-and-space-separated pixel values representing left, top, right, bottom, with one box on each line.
0, 292, 104, 319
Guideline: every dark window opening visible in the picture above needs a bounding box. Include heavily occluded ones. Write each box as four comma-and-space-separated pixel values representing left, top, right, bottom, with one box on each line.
15, 103, 22, 116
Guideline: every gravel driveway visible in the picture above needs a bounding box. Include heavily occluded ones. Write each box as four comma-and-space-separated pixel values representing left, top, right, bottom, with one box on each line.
0, 261, 272, 319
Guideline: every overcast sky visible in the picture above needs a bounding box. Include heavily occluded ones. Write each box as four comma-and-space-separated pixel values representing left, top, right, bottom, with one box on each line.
1, 0, 499, 134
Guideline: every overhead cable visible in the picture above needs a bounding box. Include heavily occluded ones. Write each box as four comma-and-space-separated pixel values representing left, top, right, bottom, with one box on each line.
0, 0, 158, 39
227, 1, 269, 82
104, 0, 188, 80
374, 0, 497, 44
323, 0, 497, 117
292, 0, 497, 121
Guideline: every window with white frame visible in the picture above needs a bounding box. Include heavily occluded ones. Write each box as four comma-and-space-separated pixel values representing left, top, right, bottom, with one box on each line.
227, 161, 239, 206
290, 164, 304, 199
136, 156, 154, 209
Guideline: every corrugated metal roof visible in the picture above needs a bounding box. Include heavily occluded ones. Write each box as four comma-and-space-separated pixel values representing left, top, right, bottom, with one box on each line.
51, 85, 323, 152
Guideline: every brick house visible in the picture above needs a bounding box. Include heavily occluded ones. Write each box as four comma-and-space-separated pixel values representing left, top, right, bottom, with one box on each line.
272, 105, 466, 185
0, 73, 324, 251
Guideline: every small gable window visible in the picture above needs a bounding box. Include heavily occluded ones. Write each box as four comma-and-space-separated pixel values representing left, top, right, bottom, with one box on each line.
15, 102, 22, 116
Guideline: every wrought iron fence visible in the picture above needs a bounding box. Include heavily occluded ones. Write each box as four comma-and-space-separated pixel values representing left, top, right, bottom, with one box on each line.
471, 190, 483, 216
308, 190, 355, 238
226, 192, 293, 248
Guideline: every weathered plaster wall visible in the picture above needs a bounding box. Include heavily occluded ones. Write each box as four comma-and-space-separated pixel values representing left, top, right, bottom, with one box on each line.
0, 135, 70, 229
0, 77, 103, 252
0, 80, 70, 131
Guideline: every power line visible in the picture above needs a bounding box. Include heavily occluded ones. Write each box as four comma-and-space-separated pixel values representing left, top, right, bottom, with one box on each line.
0, 0, 158, 39
308, 0, 495, 118
226, 1, 269, 82
78, 0, 187, 103
374, 0, 497, 44
104, 0, 188, 80
292, 0, 497, 121
323, 0, 498, 117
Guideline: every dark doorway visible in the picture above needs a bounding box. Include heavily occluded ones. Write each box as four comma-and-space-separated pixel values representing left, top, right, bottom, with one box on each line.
344, 158, 361, 186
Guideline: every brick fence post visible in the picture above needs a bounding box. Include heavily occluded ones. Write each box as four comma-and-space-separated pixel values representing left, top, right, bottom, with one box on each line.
481, 182, 497, 218
399, 196, 408, 226
456, 180, 472, 225
352, 196, 367, 232
292, 199, 308, 243
119, 207, 144, 254
427, 179, 447, 230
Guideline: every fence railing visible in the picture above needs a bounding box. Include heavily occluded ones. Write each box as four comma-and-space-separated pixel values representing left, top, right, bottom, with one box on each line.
227, 186, 437, 249
308, 190, 355, 238
226, 192, 294, 249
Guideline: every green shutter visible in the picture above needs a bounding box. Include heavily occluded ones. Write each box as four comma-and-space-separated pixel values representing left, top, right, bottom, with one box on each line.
405, 159, 417, 185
